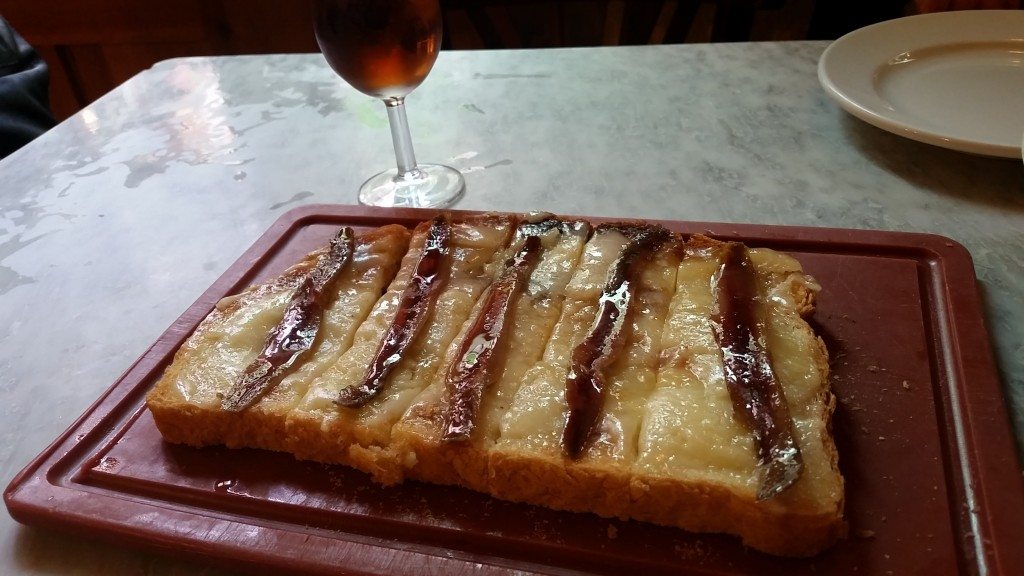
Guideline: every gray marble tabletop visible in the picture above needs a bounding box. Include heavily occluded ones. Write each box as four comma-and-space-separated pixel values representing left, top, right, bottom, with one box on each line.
1, 42, 1022, 575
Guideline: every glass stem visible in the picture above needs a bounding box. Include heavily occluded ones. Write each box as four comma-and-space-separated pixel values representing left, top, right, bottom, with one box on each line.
384, 97, 420, 179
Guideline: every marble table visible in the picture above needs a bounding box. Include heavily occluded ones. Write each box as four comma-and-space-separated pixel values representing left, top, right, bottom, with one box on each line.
2, 42, 1022, 575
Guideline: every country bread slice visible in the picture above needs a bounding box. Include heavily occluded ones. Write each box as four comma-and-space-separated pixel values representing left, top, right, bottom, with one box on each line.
286, 214, 514, 483
489, 225, 682, 520
146, 224, 410, 450
630, 235, 843, 555
392, 218, 592, 490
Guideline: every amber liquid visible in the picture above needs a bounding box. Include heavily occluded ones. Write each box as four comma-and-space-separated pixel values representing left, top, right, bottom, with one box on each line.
314, 0, 442, 99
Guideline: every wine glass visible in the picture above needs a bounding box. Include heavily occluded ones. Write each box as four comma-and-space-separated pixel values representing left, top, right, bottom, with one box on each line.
315, 0, 465, 208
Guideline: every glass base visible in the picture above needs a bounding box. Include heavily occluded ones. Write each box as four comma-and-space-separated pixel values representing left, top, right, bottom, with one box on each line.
357, 164, 465, 208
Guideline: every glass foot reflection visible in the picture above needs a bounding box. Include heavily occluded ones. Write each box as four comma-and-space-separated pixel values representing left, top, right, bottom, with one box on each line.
357, 163, 465, 208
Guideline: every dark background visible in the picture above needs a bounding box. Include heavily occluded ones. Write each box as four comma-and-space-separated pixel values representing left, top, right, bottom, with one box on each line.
0, 0, 908, 121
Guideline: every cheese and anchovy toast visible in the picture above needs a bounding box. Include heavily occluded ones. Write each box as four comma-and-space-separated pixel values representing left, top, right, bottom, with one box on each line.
146, 213, 844, 557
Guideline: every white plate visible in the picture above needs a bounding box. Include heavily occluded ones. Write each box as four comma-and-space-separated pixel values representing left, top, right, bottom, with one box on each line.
819, 10, 1024, 158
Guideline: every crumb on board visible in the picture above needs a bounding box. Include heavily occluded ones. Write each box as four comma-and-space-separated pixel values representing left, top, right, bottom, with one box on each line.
673, 541, 711, 561
857, 529, 876, 539
607, 524, 618, 539
902, 380, 912, 390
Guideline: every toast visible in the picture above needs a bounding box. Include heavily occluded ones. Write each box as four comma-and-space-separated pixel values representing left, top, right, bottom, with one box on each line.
287, 213, 515, 483
146, 214, 844, 556
147, 224, 410, 451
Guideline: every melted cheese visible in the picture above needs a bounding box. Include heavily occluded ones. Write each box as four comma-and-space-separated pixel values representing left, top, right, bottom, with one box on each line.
293, 217, 515, 447
165, 229, 408, 413
497, 228, 629, 453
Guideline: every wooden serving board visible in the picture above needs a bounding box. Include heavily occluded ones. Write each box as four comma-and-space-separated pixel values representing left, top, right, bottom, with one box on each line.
6, 205, 1023, 575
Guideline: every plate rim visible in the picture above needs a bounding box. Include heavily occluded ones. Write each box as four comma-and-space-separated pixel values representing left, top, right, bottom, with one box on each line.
818, 10, 1024, 159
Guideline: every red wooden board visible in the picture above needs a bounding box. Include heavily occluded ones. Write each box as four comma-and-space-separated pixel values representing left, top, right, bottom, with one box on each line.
7, 205, 1023, 575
